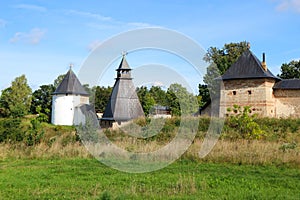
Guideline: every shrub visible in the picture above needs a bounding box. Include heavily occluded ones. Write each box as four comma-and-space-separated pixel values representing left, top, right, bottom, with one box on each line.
0, 118, 23, 143
25, 118, 44, 146
226, 105, 264, 139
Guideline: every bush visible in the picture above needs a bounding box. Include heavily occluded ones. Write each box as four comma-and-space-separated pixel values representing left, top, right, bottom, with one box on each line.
0, 118, 23, 143
25, 118, 44, 146
225, 105, 264, 139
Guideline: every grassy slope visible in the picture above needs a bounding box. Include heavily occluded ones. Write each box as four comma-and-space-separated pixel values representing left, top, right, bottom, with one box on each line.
0, 158, 299, 200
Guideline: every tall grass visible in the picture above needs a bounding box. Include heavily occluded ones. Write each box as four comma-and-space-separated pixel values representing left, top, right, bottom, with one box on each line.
0, 116, 299, 167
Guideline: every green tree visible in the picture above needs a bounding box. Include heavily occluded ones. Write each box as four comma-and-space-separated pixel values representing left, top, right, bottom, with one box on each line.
166, 83, 198, 116
204, 41, 249, 75
198, 84, 210, 107
0, 118, 23, 142
94, 86, 112, 113
0, 75, 32, 117
199, 41, 249, 106
30, 84, 55, 122
149, 86, 168, 106
136, 86, 155, 115
278, 60, 300, 79
53, 74, 65, 88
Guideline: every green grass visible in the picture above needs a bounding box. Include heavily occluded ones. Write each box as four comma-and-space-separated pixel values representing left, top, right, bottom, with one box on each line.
0, 158, 299, 199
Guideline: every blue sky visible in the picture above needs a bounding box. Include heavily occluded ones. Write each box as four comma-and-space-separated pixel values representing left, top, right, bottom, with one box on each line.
1, 0, 300, 93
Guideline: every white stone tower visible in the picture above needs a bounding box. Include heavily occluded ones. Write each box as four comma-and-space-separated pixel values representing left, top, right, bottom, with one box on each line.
51, 68, 89, 125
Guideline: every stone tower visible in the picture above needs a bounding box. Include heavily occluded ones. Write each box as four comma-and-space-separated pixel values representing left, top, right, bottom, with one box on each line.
219, 49, 281, 117
51, 68, 90, 125
101, 55, 145, 127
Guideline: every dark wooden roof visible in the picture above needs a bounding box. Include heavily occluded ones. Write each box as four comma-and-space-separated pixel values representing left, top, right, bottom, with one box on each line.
117, 56, 130, 71
53, 69, 89, 96
102, 56, 144, 122
273, 79, 300, 90
220, 50, 281, 81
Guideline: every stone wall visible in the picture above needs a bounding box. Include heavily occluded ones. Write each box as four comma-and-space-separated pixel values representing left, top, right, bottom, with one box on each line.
219, 78, 276, 117
274, 89, 300, 118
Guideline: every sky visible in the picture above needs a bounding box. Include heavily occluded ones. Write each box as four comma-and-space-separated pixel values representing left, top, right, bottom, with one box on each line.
1, 0, 300, 94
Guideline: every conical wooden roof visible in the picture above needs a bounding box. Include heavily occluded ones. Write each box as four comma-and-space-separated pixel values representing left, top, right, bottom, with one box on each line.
102, 56, 145, 121
53, 68, 89, 96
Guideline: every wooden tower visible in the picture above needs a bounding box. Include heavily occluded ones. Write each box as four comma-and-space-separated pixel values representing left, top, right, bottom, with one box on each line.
101, 54, 144, 127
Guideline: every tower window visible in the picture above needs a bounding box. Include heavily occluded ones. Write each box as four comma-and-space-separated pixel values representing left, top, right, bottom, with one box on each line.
233, 91, 237, 95
248, 90, 252, 95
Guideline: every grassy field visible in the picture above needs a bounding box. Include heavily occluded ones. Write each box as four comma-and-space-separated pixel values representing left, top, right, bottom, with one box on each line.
0, 116, 299, 199
0, 158, 299, 200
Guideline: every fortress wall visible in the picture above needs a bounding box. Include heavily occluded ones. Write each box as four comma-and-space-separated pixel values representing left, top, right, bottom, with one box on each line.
274, 89, 300, 118
220, 79, 276, 117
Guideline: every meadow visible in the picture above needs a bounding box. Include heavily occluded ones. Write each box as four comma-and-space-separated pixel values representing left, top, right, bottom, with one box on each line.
1, 158, 299, 199
0, 116, 299, 199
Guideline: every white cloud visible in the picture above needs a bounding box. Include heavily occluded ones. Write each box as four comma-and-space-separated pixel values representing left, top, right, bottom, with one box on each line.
14, 4, 47, 12
275, 0, 300, 13
66, 9, 112, 21
0, 19, 6, 28
10, 28, 46, 45
127, 22, 153, 28
65, 9, 156, 29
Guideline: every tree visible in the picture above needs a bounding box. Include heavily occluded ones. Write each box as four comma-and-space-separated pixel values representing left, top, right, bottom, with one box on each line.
93, 86, 112, 113
0, 75, 32, 117
166, 83, 198, 116
278, 60, 300, 79
53, 74, 65, 88
30, 84, 55, 122
136, 86, 155, 115
199, 41, 249, 106
198, 84, 210, 107
204, 41, 249, 75
149, 86, 168, 106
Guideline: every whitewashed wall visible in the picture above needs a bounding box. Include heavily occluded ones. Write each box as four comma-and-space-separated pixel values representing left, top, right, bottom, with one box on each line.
51, 95, 89, 125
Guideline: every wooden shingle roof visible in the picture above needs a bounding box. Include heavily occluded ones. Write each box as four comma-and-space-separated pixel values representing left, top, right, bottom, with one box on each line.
102, 56, 144, 121
273, 79, 300, 90
53, 69, 89, 96
220, 50, 281, 81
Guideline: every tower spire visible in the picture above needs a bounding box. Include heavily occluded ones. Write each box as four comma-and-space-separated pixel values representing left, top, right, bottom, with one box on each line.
121, 51, 128, 57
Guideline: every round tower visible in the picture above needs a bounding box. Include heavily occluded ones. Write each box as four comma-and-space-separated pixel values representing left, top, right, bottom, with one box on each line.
51, 68, 89, 125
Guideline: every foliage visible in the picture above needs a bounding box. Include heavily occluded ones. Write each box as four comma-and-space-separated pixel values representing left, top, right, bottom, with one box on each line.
277, 60, 300, 79
0, 118, 23, 142
166, 83, 198, 116
136, 86, 156, 116
25, 118, 44, 146
226, 105, 264, 139
200, 41, 249, 106
279, 142, 297, 152
53, 74, 65, 88
149, 86, 168, 106
93, 86, 113, 113
0, 75, 32, 117
30, 84, 55, 121
204, 41, 249, 75
198, 84, 210, 108
76, 115, 99, 142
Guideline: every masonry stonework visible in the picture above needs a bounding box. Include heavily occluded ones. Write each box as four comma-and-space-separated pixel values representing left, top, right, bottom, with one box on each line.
205, 49, 300, 119
220, 78, 277, 117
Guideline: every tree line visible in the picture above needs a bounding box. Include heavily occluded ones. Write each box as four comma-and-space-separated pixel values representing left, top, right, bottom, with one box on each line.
0, 75, 198, 122
1, 41, 300, 122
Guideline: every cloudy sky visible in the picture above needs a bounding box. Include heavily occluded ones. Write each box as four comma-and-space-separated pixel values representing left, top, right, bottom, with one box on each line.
1, 0, 300, 93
